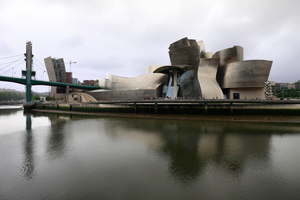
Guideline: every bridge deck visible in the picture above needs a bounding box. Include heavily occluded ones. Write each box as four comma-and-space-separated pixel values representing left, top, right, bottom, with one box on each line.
0, 75, 102, 90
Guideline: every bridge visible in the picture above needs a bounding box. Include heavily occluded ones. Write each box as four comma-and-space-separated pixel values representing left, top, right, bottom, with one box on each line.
0, 42, 101, 104
0, 75, 102, 90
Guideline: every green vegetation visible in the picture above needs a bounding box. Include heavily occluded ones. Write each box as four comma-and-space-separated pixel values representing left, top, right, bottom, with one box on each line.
46, 96, 53, 101
32, 94, 40, 101
44, 96, 65, 101
0, 91, 25, 101
276, 89, 300, 98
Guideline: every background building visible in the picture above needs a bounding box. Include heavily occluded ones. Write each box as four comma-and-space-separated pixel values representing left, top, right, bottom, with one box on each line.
44, 56, 67, 99
82, 80, 99, 87
66, 72, 73, 84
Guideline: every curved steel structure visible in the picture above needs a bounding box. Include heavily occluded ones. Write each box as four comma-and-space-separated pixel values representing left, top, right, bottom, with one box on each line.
91, 73, 167, 100
179, 71, 201, 98
212, 46, 244, 66
217, 60, 273, 88
197, 58, 224, 99
197, 40, 206, 58
103, 73, 166, 91
153, 65, 193, 74
168, 37, 200, 69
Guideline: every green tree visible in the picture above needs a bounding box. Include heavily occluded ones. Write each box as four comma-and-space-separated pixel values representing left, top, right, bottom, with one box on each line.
32, 94, 40, 101
0, 91, 25, 101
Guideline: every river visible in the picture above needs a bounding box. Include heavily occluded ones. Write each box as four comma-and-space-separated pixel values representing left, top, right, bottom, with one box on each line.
1, 105, 300, 199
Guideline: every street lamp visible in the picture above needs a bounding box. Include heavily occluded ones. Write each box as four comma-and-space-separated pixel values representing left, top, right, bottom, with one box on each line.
281, 91, 284, 99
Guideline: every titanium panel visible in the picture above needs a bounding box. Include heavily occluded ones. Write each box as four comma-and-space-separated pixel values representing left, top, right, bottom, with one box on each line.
217, 60, 272, 88
197, 40, 206, 58
99, 73, 166, 91
168, 37, 201, 69
169, 37, 190, 50
169, 45, 200, 68
197, 58, 224, 99
179, 71, 201, 98
212, 46, 244, 66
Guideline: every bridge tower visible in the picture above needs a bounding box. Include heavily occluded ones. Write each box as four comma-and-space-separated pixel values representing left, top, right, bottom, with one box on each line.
25, 42, 33, 104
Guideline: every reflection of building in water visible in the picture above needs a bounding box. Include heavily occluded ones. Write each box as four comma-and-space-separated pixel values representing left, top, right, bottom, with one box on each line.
101, 118, 297, 184
31, 113, 70, 160
46, 114, 70, 160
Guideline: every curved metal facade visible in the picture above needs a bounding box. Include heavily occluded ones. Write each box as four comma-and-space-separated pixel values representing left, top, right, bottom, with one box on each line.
212, 46, 244, 66
197, 58, 224, 99
217, 60, 273, 88
107, 73, 166, 91
92, 73, 167, 100
179, 71, 201, 98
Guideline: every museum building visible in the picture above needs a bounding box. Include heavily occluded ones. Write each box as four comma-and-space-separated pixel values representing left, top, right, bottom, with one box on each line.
89, 37, 272, 100
45, 37, 272, 101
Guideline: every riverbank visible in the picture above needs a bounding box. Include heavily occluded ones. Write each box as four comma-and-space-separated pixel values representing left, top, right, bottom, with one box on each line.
30, 109, 300, 123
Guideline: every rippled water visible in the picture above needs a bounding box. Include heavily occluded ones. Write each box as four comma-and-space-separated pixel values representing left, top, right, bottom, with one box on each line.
1, 107, 300, 199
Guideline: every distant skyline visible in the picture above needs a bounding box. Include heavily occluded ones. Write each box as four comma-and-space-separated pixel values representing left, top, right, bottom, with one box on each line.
1, 0, 300, 92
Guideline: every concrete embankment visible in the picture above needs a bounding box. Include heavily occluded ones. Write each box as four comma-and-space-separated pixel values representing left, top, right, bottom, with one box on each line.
30, 109, 300, 123
29, 99, 300, 123
34, 99, 300, 115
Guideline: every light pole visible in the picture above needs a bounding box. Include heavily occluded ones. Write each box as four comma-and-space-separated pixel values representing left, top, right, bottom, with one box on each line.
281, 91, 284, 99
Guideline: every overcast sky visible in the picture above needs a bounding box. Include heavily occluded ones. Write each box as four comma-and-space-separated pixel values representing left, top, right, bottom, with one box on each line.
1, 0, 300, 92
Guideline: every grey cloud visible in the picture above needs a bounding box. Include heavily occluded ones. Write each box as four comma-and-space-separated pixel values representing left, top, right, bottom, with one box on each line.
1, 0, 300, 92
60, 36, 85, 50
0, 40, 16, 55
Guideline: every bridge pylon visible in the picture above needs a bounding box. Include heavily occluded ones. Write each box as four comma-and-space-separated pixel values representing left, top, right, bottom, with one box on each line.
25, 42, 33, 104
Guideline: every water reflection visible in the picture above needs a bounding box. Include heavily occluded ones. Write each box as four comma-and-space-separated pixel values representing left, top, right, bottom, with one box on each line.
0, 109, 20, 116
26, 115, 32, 130
102, 118, 298, 185
159, 132, 202, 184
16, 111, 300, 187
23, 114, 35, 180
46, 114, 69, 160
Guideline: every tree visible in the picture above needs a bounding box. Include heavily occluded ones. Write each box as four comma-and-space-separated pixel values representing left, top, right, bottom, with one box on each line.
276, 89, 300, 98
32, 94, 40, 101
0, 91, 25, 101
